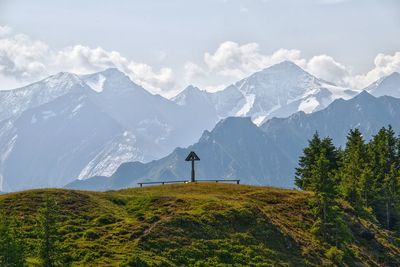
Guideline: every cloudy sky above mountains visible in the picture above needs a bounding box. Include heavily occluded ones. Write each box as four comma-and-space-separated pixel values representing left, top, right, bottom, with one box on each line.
0, 0, 399, 97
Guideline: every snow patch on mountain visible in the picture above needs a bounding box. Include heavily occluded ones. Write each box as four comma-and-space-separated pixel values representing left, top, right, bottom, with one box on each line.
236, 94, 255, 116
0, 134, 17, 191
78, 131, 144, 179
298, 96, 319, 113
253, 115, 266, 126
366, 72, 400, 98
0, 72, 87, 122
85, 74, 106, 92
72, 103, 84, 114
43, 72, 85, 89
0, 120, 17, 191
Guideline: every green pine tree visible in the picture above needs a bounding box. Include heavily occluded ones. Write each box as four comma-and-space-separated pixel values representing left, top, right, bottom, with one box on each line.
295, 132, 323, 190
295, 133, 340, 191
295, 135, 348, 244
339, 128, 369, 212
368, 126, 400, 229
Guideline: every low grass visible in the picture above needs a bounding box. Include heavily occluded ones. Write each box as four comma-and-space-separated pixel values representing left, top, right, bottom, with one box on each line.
0, 183, 399, 266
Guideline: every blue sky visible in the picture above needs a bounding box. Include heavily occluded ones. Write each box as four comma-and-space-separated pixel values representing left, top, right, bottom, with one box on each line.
0, 0, 399, 96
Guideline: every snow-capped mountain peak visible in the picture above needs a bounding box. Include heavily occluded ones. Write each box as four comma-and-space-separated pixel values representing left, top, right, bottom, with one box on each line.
171, 85, 207, 105
260, 60, 307, 75
0, 71, 89, 122
80, 68, 138, 93
237, 60, 319, 96
42, 72, 85, 89
366, 72, 400, 98
229, 61, 357, 123
171, 61, 358, 125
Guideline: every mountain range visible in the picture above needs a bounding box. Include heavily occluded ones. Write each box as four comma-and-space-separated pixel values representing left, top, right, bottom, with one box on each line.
173, 61, 358, 125
67, 90, 400, 191
0, 61, 399, 192
0, 69, 218, 191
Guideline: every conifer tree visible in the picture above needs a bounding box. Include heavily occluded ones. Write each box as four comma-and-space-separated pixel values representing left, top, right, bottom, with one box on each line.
339, 128, 369, 211
295, 135, 347, 243
295, 133, 340, 191
367, 126, 400, 229
295, 132, 322, 190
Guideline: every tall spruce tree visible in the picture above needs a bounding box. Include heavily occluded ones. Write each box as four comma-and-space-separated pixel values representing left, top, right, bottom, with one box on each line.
339, 129, 369, 211
295, 135, 347, 243
368, 126, 400, 229
295, 133, 340, 191
295, 132, 323, 190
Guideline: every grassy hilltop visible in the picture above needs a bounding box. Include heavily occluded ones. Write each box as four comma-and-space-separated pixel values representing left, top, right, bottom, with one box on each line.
0, 183, 399, 266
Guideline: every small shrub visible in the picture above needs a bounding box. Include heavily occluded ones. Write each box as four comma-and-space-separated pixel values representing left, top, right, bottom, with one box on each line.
325, 246, 344, 264
83, 251, 101, 262
123, 255, 150, 267
96, 214, 117, 226
84, 229, 100, 240
108, 196, 127, 206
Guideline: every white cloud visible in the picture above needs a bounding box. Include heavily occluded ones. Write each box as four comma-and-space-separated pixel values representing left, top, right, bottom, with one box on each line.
348, 52, 400, 88
1, 28, 399, 95
0, 30, 175, 94
183, 62, 206, 83
55, 45, 175, 93
0, 34, 49, 80
306, 55, 349, 85
204, 41, 305, 79
128, 63, 174, 93
192, 41, 400, 90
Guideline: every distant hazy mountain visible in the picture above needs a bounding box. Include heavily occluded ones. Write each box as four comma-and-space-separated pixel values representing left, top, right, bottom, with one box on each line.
173, 61, 358, 125
172, 85, 245, 119
67, 91, 400, 191
366, 72, 400, 98
0, 69, 218, 191
67, 117, 292, 190
0, 72, 86, 122
260, 91, 400, 168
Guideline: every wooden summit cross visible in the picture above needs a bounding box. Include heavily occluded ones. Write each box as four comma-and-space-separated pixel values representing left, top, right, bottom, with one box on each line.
138, 150, 239, 187
185, 151, 200, 182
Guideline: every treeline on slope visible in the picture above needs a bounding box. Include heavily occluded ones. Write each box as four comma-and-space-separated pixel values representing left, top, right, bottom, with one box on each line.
296, 126, 400, 256
0, 197, 70, 266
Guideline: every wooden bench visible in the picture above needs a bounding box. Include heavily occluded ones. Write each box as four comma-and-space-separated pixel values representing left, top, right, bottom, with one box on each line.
138, 180, 189, 187
196, 179, 240, 184
138, 179, 240, 187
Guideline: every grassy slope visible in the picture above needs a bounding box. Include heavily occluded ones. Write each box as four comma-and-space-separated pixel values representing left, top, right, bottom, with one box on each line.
0, 183, 399, 266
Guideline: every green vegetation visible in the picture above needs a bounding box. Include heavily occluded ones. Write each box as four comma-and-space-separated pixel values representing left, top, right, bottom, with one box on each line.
0, 182, 399, 266
0, 214, 25, 266
2, 126, 400, 266
296, 126, 400, 264
37, 197, 71, 266
295, 134, 346, 245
